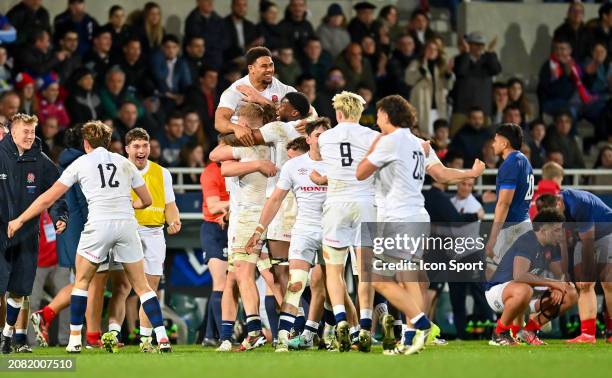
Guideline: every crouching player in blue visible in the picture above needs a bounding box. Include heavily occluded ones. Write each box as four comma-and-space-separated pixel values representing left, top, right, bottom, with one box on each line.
537, 190, 612, 343
485, 208, 578, 346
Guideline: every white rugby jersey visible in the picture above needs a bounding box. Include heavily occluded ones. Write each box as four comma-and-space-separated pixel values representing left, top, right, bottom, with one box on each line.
218, 75, 296, 123
260, 120, 302, 196
232, 145, 270, 207
58, 147, 145, 222
368, 128, 429, 221
276, 153, 327, 227
225, 176, 239, 214
318, 122, 379, 203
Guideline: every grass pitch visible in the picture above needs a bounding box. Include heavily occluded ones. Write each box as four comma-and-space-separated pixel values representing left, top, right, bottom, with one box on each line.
1, 341, 611, 378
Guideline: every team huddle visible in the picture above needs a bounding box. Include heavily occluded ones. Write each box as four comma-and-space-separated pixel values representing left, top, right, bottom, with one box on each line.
0, 46, 611, 355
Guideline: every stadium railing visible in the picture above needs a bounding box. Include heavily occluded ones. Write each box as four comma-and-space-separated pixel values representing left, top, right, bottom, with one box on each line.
169, 168, 612, 221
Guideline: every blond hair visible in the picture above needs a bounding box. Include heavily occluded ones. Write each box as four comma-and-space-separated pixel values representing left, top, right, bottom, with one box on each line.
82, 120, 113, 149
542, 161, 564, 180
332, 91, 366, 121
10, 113, 38, 126
238, 103, 266, 127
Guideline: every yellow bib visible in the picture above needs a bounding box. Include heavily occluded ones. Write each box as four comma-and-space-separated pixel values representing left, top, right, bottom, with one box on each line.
133, 161, 166, 226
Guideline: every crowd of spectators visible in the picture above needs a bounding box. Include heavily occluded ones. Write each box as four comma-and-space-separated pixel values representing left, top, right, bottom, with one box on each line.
0, 0, 610, 172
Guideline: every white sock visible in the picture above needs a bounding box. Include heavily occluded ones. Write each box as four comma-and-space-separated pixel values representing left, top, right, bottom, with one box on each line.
278, 329, 290, 342
140, 327, 153, 337
69, 333, 82, 346
350, 326, 360, 335
154, 326, 168, 341
360, 309, 373, 320
410, 312, 426, 325
108, 323, 122, 334
2, 325, 14, 338
332, 305, 346, 317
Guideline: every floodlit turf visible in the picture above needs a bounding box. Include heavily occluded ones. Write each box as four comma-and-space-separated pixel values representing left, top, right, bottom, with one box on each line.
1, 341, 611, 378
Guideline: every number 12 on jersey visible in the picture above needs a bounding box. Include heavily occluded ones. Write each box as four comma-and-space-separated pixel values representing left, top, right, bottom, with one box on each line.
97, 163, 119, 188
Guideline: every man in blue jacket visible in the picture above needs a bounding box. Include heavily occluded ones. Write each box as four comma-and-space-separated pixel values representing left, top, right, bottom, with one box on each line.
0, 114, 68, 354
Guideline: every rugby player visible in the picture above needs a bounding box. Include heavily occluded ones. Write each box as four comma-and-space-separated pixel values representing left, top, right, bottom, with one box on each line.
538, 190, 612, 343
485, 208, 578, 346
8, 121, 171, 353
485, 123, 534, 273
209, 103, 282, 351
96, 128, 181, 353
316, 91, 379, 352
245, 119, 331, 352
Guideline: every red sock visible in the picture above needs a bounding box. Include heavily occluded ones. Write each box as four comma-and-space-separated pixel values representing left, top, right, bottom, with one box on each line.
509, 325, 521, 337
581, 319, 596, 336
607, 317, 612, 332
41, 306, 57, 324
524, 319, 541, 332
86, 331, 101, 344
495, 320, 511, 334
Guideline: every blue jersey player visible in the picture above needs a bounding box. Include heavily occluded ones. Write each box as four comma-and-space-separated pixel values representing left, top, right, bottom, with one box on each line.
485, 208, 577, 346
485, 123, 534, 271
537, 189, 612, 344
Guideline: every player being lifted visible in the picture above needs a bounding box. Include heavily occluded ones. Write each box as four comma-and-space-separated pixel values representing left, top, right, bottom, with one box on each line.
98, 128, 182, 353
7, 121, 172, 353
209, 103, 281, 351
245, 119, 331, 352
316, 91, 379, 352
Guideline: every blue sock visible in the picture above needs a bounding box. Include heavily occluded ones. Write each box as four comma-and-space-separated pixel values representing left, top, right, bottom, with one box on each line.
373, 292, 387, 307
394, 320, 403, 340
245, 315, 262, 334
5, 298, 21, 327
69, 289, 88, 329
404, 329, 416, 346
221, 321, 234, 341
323, 306, 336, 326
350, 327, 360, 340
360, 318, 372, 330
412, 313, 431, 331
294, 312, 305, 334
304, 320, 318, 334
211, 291, 223, 339
278, 312, 296, 333
140, 292, 164, 328
204, 296, 216, 339
332, 305, 346, 323
265, 296, 279, 339
14, 331, 26, 345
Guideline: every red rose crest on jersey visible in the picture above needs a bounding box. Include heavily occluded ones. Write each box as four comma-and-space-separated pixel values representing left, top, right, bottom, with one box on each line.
27, 173, 35, 183
272, 95, 278, 103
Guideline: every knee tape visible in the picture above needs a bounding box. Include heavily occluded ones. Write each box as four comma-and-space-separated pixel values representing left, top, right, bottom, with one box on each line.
257, 255, 272, 272
284, 269, 309, 308
322, 245, 348, 265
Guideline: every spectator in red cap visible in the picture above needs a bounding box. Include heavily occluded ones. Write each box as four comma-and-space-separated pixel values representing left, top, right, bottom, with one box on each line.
15, 72, 38, 116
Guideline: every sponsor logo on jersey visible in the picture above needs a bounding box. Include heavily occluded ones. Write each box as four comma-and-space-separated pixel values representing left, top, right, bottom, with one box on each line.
0, 173, 7, 180
299, 186, 327, 192
297, 168, 308, 175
